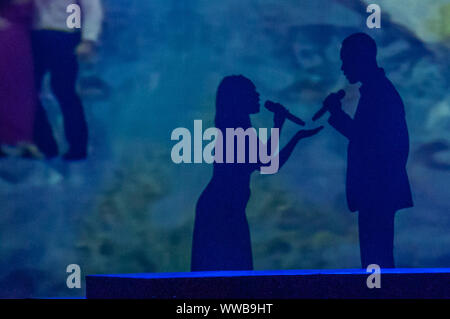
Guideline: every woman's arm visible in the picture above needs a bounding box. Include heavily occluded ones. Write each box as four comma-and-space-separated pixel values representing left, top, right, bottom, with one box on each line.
259, 103, 288, 156
257, 126, 323, 174
277, 126, 324, 170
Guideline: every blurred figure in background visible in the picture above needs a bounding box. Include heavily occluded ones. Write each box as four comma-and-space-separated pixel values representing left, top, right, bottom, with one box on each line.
0, 0, 41, 158
32, 0, 103, 160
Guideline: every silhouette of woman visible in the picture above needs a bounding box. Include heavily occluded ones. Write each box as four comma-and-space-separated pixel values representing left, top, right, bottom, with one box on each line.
191, 75, 322, 271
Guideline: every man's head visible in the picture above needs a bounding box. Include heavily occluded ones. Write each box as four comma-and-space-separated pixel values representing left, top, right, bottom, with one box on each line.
340, 33, 378, 84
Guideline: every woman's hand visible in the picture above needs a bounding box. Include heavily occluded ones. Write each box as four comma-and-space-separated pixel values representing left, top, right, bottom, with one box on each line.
272, 102, 289, 127
295, 126, 324, 140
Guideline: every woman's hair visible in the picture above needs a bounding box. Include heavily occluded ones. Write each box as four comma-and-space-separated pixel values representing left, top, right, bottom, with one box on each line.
215, 75, 254, 130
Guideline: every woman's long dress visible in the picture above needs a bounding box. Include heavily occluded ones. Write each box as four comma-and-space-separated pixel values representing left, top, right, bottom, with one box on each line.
0, 2, 36, 145
191, 163, 255, 271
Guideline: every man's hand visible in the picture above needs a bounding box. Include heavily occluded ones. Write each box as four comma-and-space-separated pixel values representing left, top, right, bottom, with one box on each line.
75, 40, 97, 63
323, 92, 343, 115
295, 126, 324, 140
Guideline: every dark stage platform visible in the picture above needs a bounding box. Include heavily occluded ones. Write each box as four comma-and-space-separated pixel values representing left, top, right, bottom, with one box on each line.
86, 268, 450, 299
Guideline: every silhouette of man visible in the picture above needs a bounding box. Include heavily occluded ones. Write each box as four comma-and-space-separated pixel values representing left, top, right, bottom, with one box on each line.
32, 1, 103, 160
324, 33, 413, 268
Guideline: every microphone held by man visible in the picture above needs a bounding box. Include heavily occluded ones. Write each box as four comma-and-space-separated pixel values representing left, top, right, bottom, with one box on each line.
312, 89, 346, 121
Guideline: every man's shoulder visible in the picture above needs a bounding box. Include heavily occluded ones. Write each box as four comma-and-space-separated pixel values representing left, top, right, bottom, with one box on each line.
364, 75, 402, 104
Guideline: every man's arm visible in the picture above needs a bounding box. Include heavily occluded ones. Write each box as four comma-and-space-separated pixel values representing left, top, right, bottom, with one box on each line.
79, 0, 103, 43
328, 108, 354, 140
321, 91, 354, 140
76, 0, 103, 61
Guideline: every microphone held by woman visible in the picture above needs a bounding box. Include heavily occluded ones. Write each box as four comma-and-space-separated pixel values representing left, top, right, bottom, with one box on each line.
265, 101, 306, 126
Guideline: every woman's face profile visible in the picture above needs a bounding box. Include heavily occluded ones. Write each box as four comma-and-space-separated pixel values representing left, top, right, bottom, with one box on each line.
244, 85, 260, 115
219, 76, 260, 116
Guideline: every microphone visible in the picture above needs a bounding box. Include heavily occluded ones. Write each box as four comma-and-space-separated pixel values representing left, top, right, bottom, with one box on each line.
312, 89, 346, 121
265, 101, 305, 126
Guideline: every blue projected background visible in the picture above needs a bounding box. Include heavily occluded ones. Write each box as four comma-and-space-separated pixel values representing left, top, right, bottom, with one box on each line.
0, 0, 449, 298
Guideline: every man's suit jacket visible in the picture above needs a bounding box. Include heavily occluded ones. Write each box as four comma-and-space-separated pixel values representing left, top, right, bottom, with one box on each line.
329, 68, 413, 212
